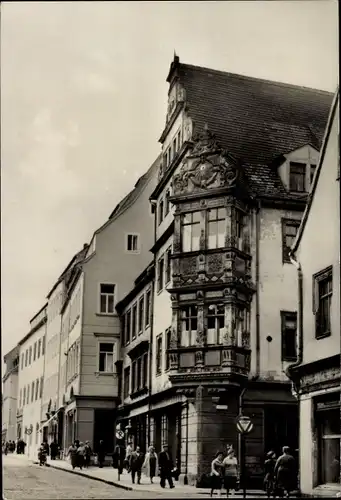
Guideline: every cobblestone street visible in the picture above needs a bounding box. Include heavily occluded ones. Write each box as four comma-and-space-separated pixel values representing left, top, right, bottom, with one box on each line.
2, 454, 189, 499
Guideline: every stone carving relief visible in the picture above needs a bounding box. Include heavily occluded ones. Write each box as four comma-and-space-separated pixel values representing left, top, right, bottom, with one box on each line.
180, 256, 197, 275
195, 351, 204, 365
196, 329, 205, 345
170, 328, 178, 348
172, 125, 239, 195
207, 254, 223, 273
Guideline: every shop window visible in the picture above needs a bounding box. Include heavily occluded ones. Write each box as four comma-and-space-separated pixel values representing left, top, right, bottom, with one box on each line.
314, 266, 333, 339
207, 304, 225, 344
317, 404, 341, 485
207, 208, 225, 249
180, 306, 198, 347
281, 311, 297, 361
282, 219, 300, 263
181, 212, 201, 252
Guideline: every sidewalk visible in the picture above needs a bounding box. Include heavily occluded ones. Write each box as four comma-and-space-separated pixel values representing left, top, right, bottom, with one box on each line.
43, 457, 266, 497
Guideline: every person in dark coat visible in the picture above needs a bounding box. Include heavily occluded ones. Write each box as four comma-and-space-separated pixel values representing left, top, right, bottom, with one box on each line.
158, 444, 175, 489
274, 446, 297, 498
129, 446, 144, 484
84, 441, 92, 468
43, 441, 50, 456
210, 451, 224, 497
97, 440, 106, 468
50, 440, 59, 460
264, 451, 276, 498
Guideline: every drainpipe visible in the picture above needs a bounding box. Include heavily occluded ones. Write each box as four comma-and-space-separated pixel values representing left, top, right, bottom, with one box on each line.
255, 200, 261, 378
148, 200, 157, 447
185, 400, 189, 485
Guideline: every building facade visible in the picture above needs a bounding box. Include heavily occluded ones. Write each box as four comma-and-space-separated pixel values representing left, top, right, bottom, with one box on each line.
57, 157, 159, 455
117, 56, 334, 488
288, 90, 340, 496
2, 346, 19, 443
17, 305, 47, 459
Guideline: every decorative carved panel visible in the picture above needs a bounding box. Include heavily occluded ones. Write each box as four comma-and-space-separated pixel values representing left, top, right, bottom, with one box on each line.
207, 254, 223, 273
180, 352, 195, 368
180, 256, 197, 275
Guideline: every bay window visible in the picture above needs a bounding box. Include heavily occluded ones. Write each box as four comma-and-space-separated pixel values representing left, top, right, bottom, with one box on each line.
180, 306, 198, 347
207, 208, 225, 249
181, 212, 200, 252
207, 304, 225, 344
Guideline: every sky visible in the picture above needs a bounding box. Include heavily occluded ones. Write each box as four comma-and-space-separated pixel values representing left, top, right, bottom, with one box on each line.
1, 1, 338, 358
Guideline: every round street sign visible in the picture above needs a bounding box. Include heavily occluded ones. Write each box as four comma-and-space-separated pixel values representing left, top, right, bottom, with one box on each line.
116, 430, 124, 440
236, 415, 253, 434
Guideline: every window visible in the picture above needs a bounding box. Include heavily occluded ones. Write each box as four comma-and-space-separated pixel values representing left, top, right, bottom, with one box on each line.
314, 267, 333, 339
165, 328, 171, 371
28, 346, 32, 365
282, 219, 300, 263
156, 335, 162, 375
37, 340, 41, 359
145, 289, 151, 327
142, 353, 148, 387
165, 189, 171, 216
157, 257, 165, 292
39, 377, 43, 398
42, 337, 45, 355
138, 297, 144, 333
317, 404, 340, 485
35, 378, 39, 401
236, 210, 245, 250
23, 387, 26, 406
132, 360, 137, 392
99, 284, 115, 314
25, 349, 28, 367
207, 208, 225, 249
172, 138, 177, 160
289, 162, 306, 192
126, 309, 131, 344
21, 354, 24, 370
281, 311, 297, 361
19, 389, 22, 408
33, 342, 37, 362
127, 234, 139, 253
177, 130, 181, 151
182, 212, 201, 252
31, 381, 35, 403
137, 357, 142, 389
99, 343, 114, 373
26, 385, 30, 405
132, 303, 137, 340
165, 247, 172, 284
207, 304, 225, 345
158, 200, 164, 225
124, 367, 130, 399
180, 306, 198, 347
310, 164, 317, 186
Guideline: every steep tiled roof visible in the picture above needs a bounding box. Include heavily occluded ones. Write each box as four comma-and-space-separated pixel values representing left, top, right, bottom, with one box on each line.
174, 61, 334, 198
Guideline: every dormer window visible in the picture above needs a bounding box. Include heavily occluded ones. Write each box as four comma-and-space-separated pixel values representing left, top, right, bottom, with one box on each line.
289, 162, 306, 192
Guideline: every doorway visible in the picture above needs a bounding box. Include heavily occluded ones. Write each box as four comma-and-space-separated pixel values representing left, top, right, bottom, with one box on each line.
93, 409, 115, 453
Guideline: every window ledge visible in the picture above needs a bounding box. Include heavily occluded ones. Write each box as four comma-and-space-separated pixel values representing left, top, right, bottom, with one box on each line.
96, 313, 117, 317
316, 332, 332, 340
95, 371, 117, 377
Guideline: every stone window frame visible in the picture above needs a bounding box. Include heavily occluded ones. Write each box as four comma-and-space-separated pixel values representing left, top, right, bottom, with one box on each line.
313, 265, 333, 340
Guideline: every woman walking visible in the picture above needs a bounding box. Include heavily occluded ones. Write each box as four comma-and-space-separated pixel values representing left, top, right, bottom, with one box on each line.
274, 446, 297, 498
222, 448, 239, 498
264, 451, 276, 498
67, 442, 78, 470
210, 451, 224, 497
142, 446, 158, 484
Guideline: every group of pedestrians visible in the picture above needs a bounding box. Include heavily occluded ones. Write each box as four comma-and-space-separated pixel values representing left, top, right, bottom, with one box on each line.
210, 446, 239, 498
123, 442, 176, 489
67, 440, 93, 470
263, 447, 297, 499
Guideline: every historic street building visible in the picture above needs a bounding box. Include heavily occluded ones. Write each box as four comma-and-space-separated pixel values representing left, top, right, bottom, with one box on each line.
2, 345, 19, 443
117, 55, 334, 488
56, 156, 159, 456
288, 89, 340, 496
16, 305, 47, 459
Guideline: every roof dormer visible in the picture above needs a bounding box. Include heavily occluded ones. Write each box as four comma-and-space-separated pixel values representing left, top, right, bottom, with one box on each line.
277, 144, 320, 194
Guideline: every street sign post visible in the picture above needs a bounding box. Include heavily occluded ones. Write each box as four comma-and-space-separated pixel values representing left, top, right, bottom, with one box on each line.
236, 415, 253, 499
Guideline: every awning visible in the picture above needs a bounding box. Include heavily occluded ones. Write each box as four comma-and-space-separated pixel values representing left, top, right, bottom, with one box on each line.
39, 407, 63, 432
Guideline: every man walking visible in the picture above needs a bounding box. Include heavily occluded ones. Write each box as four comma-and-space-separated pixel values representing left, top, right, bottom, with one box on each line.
129, 446, 144, 484
158, 444, 175, 489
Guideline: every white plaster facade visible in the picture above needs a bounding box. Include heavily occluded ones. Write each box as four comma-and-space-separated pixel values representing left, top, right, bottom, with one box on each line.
2, 346, 19, 442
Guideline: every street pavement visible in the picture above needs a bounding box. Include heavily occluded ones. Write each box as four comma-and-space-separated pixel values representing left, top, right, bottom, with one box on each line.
3, 453, 265, 499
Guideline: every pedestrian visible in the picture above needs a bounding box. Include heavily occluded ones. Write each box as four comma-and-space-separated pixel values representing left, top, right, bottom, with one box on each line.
124, 441, 133, 472
67, 442, 78, 470
97, 439, 106, 468
222, 448, 239, 498
264, 451, 276, 498
142, 445, 158, 484
84, 441, 92, 468
210, 451, 224, 497
158, 444, 175, 489
76, 441, 86, 469
50, 439, 59, 460
43, 440, 50, 456
274, 446, 297, 498
129, 445, 144, 484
